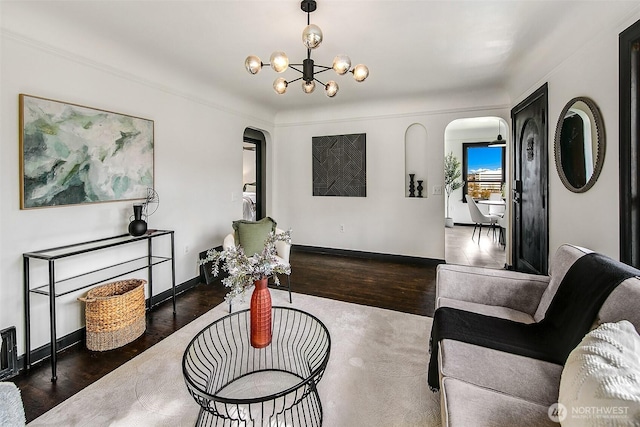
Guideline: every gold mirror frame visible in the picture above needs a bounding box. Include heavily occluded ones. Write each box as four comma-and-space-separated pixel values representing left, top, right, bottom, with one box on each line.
553, 96, 606, 193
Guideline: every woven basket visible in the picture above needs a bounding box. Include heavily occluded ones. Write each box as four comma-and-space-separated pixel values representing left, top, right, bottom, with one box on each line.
79, 279, 146, 351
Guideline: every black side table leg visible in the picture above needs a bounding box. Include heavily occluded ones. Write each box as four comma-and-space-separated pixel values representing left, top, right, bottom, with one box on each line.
147, 237, 153, 310
48, 260, 57, 382
171, 232, 176, 315
23, 256, 31, 371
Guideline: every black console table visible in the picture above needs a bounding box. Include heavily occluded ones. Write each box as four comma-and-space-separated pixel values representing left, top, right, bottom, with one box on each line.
23, 230, 176, 381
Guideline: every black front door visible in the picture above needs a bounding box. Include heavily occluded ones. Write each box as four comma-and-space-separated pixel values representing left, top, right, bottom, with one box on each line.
511, 83, 549, 274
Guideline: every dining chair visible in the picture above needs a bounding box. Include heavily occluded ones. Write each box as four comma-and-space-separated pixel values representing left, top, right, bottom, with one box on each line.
465, 195, 501, 243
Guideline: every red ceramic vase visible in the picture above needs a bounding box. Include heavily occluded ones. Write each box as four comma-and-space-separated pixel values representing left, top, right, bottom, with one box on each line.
250, 277, 272, 348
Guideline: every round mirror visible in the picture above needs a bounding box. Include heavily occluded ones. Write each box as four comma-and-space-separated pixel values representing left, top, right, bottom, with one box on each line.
554, 96, 605, 193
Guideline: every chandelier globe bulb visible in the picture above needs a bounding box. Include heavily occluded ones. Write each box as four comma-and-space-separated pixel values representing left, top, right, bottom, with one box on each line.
352, 64, 369, 82
245, 55, 263, 74
302, 24, 323, 49
270, 51, 289, 73
302, 80, 316, 94
325, 81, 339, 98
273, 78, 288, 94
332, 55, 351, 75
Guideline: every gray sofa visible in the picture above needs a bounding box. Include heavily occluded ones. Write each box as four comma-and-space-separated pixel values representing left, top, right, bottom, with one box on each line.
434, 244, 640, 426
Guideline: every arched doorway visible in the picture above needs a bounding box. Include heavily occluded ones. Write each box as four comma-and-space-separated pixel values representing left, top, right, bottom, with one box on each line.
444, 117, 509, 269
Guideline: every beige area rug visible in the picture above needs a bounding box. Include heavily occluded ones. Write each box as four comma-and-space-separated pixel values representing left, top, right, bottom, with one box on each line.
29, 290, 441, 426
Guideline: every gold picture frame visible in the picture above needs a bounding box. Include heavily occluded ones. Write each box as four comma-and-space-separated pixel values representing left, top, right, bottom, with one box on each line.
19, 94, 154, 209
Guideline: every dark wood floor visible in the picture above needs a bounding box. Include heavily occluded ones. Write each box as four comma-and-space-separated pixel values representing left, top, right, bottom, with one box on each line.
10, 249, 437, 423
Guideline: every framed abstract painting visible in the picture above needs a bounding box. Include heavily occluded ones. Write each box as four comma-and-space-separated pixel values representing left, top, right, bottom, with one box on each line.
312, 133, 366, 197
19, 94, 154, 209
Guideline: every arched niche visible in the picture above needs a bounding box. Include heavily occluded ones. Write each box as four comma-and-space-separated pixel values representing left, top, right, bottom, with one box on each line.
405, 123, 428, 197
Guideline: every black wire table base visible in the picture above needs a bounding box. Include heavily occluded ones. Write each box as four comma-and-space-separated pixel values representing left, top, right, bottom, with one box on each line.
183, 307, 331, 427
195, 382, 323, 427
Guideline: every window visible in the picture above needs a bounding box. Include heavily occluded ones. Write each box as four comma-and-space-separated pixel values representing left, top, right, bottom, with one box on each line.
462, 142, 505, 201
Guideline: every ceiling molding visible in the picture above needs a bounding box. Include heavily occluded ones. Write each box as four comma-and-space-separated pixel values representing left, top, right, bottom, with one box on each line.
274, 103, 511, 128
1, 29, 275, 129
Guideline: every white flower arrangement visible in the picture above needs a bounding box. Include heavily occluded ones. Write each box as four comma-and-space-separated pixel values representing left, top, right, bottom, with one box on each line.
199, 230, 292, 302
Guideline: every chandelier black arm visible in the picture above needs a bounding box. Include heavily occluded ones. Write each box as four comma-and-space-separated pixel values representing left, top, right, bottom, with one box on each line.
287, 64, 326, 85
289, 64, 332, 73
313, 67, 333, 75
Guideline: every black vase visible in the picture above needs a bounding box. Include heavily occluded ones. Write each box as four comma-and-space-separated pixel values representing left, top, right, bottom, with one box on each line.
417, 180, 424, 198
128, 204, 147, 236
409, 174, 416, 197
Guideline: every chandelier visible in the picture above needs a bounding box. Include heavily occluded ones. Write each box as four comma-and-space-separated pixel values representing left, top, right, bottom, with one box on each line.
244, 0, 369, 98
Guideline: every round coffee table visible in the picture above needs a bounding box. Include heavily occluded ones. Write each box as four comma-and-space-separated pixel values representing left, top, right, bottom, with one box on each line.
182, 307, 331, 426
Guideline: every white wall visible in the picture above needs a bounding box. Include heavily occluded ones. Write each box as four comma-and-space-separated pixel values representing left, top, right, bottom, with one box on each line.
0, 32, 275, 354
509, 10, 640, 261
272, 91, 510, 260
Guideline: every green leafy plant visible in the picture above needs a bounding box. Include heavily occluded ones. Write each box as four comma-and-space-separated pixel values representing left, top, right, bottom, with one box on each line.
199, 230, 292, 302
444, 152, 463, 218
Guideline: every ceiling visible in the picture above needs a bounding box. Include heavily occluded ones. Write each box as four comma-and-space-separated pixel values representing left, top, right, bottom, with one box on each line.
2, 1, 639, 113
